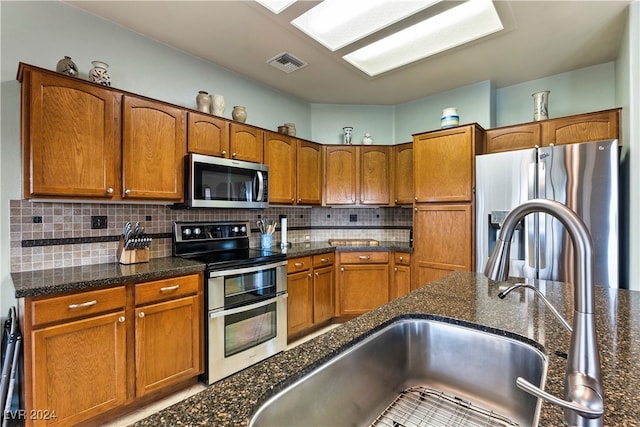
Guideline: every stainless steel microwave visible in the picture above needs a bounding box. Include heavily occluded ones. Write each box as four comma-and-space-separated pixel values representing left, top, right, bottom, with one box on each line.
184, 153, 269, 209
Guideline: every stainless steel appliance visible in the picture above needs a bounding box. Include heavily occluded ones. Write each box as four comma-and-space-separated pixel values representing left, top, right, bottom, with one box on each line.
476, 139, 619, 288
173, 221, 287, 384
181, 153, 269, 209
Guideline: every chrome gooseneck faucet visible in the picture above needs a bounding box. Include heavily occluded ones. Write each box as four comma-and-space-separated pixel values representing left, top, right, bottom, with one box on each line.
484, 199, 604, 427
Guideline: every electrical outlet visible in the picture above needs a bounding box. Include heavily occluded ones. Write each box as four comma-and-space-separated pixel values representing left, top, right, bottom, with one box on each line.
32, 216, 42, 224
145, 215, 152, 221
305, 235, 311, 241
91, 215, 108, 229
350, 214, 357, 222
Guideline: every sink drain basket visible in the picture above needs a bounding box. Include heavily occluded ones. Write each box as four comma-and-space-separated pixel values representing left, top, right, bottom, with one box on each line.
370, 386, 518, 427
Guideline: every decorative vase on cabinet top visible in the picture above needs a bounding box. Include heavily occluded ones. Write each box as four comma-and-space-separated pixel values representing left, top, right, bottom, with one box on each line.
532, 90, 550, 121
88, 61, 111, 86
212, 94, 225, 116
232, 106, 247, 123
440, 107, 459, 128
362, 133, 373, 145
56, 56, 78, 77
196, 91, 212, 113
343, 126, 353, 145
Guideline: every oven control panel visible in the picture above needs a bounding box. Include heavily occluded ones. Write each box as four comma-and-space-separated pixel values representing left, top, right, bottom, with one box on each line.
174, 222, 249, 242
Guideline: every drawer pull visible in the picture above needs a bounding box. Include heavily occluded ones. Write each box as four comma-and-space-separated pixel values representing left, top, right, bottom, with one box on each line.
320, 258, 329, 263
399, 256, 404, 262
358, 255, 371, 260
160, 285, 180, 292
395, 267, 398, 272
68, 300, 97, 309
118, 316, 126, 323
139, 312, 145, 318
315, 272, 319, 277
294, 262, 305, 267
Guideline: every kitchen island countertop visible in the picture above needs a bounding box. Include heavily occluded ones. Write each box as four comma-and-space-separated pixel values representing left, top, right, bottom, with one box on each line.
133, 271, 640, 426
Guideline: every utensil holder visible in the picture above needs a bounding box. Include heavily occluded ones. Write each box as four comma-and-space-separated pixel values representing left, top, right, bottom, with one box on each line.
261, 234, 272, 248
116, 236, 150, 264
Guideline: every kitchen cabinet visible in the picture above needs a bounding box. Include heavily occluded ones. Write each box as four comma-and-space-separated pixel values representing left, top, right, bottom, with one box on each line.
412, 204, 473, 287
187, 111, 230, 157
20, 273, 203, 427
392, 252, 412, 297
413, 124, 483, 203
392, 143, 413, 205
323, 145, 391, 206
18, 63, 122, 199
229, 122, 263, 163
122, 96, 187, 201
297, 140, 323, 205
485, 123, 541, 153
24, 287, 127, 427
336, 251, 390, 316
286, 254, 335, 339
134, 275, 202, 397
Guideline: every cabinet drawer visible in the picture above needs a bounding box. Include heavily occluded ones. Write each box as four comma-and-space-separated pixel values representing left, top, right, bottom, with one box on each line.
394, 252, 411, 266
313, 253, 335, 268
339, 251, 389, 264
136, 274, 200, 306
31, 286, 126, 327
288, 256, 312, 273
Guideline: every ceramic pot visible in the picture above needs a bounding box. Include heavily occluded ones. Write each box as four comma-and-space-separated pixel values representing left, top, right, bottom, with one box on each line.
232, 106, 247, 123
343, 126, 353, 145
212, 94, 225, 116
440, 107, 459, 128
532, 90, 550, 121
362, 133, 373, 145
196, 91, 212, 113
284, 123, 296, 136
88, 61, 111, 86
56, 56, 78, 77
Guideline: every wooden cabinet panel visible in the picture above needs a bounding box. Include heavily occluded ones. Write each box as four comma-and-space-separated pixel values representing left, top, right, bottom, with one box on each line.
31, 311, 127, 426
393, 252, 411, 266
135, 274, 199, 306
264, 132, 296, 204
360, 146, 390, 205
339, 251, 389, 264
484, 123, 541, 153
542, 109, 620, 146
229, 123, 263, 163
20, 66, 121, 199
122, 96, 186, 201
393, 143, 413, 205
338, 264, 389, 316
287, 270, 314, 337
187, 112, 229, 157
413, 125, 482, 203
287, 256, 312, 274
393, 265, 411, 299
313, 252, 335, 268
297, 140, 323, 205
135, 295, 201, 397
313, 266, 334, 324
324, 146, 358, 205
412, 204, 473, 289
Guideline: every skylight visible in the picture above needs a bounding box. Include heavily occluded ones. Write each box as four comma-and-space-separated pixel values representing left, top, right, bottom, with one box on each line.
255, 0, 297, 14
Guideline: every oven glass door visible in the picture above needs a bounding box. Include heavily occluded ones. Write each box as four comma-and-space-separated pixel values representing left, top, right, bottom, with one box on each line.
224, 300, 277, 357
224, 267, 277, 308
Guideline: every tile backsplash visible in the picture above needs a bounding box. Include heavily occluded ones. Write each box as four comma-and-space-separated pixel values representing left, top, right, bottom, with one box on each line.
10, 200, 412, 272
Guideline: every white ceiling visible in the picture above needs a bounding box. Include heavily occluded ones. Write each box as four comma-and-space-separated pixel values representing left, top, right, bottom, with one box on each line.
64, 0, 630, 105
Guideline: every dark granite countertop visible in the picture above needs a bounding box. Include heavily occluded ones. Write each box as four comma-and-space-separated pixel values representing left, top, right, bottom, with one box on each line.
272, 241, 413, 258
133, 271, 640, 426
11, 257, 205, 298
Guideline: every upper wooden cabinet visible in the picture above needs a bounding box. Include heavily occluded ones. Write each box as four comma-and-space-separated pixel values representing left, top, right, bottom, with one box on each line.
413, 124, 483, 203
229, 123, 263, 163
19, 63, 122, 199
542, 108, 620, 146
393, 142, 413, 205
187, 112, 229, 157
297, 140, 323, 205
122, 96, 186, 201
485, 123, 541, 153
323, 145, 391, 206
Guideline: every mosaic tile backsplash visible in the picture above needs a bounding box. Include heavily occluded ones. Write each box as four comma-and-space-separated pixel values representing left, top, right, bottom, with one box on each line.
10, 200, 412, 272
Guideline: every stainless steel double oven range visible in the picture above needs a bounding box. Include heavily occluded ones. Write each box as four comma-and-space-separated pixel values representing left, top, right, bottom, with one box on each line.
173, 221, 287, 385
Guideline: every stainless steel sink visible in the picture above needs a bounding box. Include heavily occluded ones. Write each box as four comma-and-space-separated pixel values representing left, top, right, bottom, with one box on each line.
250, 318, 547, 427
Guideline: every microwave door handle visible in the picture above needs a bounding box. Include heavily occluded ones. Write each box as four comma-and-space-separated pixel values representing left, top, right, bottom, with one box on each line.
255, 171, 265, 202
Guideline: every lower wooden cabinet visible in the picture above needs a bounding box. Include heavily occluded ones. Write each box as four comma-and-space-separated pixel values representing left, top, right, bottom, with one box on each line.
392, 252, 411, 299
287, 268, 314, 337
337, 251, 390, 316
21, 273, 203, 426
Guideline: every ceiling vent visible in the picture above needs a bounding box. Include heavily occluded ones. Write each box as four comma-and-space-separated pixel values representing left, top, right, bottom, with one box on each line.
267, 52, 308, 73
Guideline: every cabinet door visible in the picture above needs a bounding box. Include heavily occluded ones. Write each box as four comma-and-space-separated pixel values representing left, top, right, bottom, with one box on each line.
485, 123, 541, 153
135, 295, 201, 397
339, 264, 389, 316
264, 132, 296, 204
297, 140, 323, 205
412, 204, 473, 289
122, 96, 186, 201
393, 143, 413, 205
542, 109, 620, 146
22, 68, 121, 199
187, 112, 229, 157
360, 146, 390, 205
413, 125, 480, 203
393, 265, 411, 299
313, 265, 334, 324
324, 146, 358, 205
287, 270, 314, 337
31, 311, 127, 426
229, 123, 263, 163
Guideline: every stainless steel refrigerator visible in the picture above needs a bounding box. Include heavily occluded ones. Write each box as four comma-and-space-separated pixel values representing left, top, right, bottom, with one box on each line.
475, 139, 619, 288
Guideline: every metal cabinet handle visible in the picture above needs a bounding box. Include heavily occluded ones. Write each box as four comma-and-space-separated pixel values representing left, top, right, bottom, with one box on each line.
298, 199, 302, 203
395, 267, 398, 272
394, 199, 398, 203
414, 207, 418, 212
294, 262, 305, 267
68, 300, 97, 309
320, 258, 329, 263
399, 256, 404, 262
359, 255, 371, 260
125, 189, 131, 195
291, 198, 295, 202
106, 187, 114, 195
160, 285, 180, 292
138, 312, 145, 318
232, 152, 237, 158
118, 316, 125, 323
414, 196, 418, 201
315, 272, 319, 277
340, 267, 344, 272
308, 273, 312, 278
221, 150, 227, 156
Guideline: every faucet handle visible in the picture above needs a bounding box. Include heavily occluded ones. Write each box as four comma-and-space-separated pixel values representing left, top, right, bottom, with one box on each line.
516, 375, 604, 419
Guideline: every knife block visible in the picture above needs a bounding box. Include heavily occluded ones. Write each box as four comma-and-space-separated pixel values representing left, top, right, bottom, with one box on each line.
116, 236, 150, 264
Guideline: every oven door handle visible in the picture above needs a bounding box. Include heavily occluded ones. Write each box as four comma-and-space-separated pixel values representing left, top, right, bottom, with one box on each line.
208, 293, 287, 319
